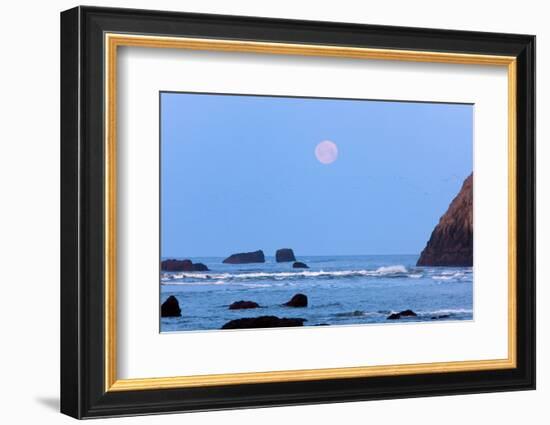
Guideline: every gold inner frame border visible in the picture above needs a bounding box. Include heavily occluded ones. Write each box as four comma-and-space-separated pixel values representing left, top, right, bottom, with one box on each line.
104, 33, 517, 392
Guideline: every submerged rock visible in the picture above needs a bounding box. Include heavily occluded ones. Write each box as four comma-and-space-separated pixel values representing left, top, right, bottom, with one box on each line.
417, 174, 473, 267
229, 300, 260, 310
276, 248, 296, 262
292, 261, 309, 269
161, 295, 181, 317
283, 293, 308, 307
161, 259, 210, 272
431, 314, 451, 320
221, 316, 306, 329
222, 250, 265, 264
387, 309, 417, 320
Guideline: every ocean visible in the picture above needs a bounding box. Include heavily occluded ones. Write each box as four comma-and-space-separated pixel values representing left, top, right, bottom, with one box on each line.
160, 254, 473, 332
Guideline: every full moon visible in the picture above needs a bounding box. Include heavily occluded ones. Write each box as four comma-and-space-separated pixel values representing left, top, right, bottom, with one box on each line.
315, 140, 338, 164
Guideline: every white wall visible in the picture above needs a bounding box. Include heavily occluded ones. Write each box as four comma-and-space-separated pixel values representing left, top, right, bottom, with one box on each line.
0, 0, 545, 423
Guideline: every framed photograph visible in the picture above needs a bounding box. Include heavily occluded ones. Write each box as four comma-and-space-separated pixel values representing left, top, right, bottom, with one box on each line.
60, 6, 535, 419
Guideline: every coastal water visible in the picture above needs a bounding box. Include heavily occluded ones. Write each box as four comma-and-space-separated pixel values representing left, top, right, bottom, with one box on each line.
160, 255, 473, 332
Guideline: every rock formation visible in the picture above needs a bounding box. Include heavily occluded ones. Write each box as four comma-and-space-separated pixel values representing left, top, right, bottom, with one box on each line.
386, 309, 417, 320
161, 295, 181, 317
417, 173, 473, 267
161, 259, 210, 272
221, 316, 306, 329
228, 300, 260, 310
191, 262, 209, 271
276, 248, 296, 262
283, 293, 308, 307
161, 259, 193, 271
222, 250, 265, 264
292, 261, 309, 269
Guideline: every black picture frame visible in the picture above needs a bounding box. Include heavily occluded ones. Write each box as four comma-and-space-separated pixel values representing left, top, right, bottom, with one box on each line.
61, 5, 535, 419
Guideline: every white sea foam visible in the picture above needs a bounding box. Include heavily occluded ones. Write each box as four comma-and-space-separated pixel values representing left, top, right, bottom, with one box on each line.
161, 265, 411, 283
161, 279, 229, 286
375, 265, 408, 274
432, 272, 465, 281
421, 308, 473, 315
334, 310, 381, 318
241, 283, 271, 288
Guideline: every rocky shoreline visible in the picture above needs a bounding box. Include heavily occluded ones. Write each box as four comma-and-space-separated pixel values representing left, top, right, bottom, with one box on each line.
161, 291, 433, 329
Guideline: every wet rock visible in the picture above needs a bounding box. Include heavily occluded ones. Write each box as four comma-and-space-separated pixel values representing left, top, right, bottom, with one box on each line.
221, 316, 306, 329
276, 248, 296, 262
387, 309, 417, 320
431, 314, 451, 320
229, 300, 260, 310
292, 261, 309, 269
161, 295, 181, 317
222, 250, 265, 264
283, 293, 308, 307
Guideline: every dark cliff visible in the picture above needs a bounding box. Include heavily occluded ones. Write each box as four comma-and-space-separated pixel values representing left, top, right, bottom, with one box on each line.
417, 173, 473, 267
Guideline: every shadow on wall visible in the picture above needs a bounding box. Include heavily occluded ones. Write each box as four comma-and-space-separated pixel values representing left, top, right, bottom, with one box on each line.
35, 396, 59, 412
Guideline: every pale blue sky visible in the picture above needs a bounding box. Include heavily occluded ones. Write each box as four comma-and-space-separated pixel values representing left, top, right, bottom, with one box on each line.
161, 92, 472, 257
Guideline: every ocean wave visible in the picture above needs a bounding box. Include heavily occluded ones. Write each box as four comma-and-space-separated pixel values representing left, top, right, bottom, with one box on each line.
334, 310, 367, 317
241, 283, 272, 288
421, 308, 473, 315
161, 265, 414, 284
375, 265, 408, 274
432, 272, 465, 281
334, 310, 382, 318
161, 280, 228, 286
332, 308, 473, 319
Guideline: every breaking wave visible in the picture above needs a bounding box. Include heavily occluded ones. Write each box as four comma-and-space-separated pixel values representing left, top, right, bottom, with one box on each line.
161, 264, 416, 285
331, 308, 473, 319
431, 272, 467, 281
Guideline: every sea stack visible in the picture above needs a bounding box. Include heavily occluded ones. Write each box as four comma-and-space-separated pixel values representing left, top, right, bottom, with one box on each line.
417, 173, 473, 267
222, 250, 265, 264
161, 259, 193, 271
276, 248, 296, 262
161, 259, 210, 272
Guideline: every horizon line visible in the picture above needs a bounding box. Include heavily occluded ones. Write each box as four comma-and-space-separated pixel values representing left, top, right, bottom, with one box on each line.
161, 253, 420, 258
